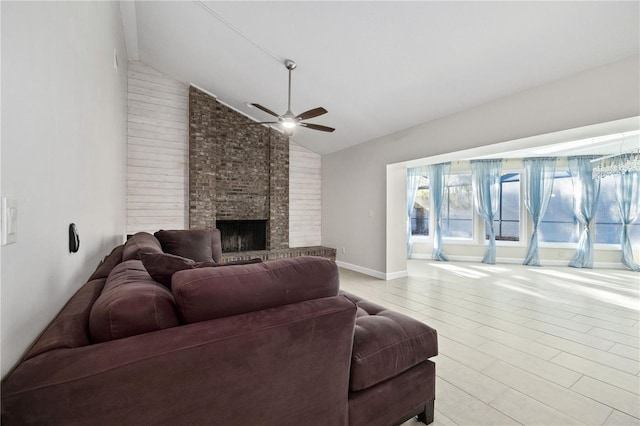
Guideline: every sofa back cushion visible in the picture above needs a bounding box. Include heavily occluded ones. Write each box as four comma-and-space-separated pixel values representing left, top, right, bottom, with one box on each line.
154, 229, 222, 263
89, 260, 179, 343
172, 256, 339, 324
88, 244, 125, 281
122, 232, 163, 261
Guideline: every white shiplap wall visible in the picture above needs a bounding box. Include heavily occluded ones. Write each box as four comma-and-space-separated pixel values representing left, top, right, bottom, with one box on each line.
126, 62, 321, 243
127, 61, 189, 234
289, 141, 322, 247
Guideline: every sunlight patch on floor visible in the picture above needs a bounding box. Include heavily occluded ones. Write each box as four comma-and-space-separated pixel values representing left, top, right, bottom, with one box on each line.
580, 270, 638, 283
526, 269, 639, 310
428, 263, 489, 279
527, 268, 635, 289
530, 268, 640, 294
493, 281, 544, 298
466, 264, 512, 274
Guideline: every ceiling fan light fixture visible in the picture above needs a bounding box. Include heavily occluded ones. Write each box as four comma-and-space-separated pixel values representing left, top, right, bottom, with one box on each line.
281, 119, 296, 129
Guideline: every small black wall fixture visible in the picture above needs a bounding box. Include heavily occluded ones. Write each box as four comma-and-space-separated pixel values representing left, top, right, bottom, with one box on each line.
69, 223, 80, 253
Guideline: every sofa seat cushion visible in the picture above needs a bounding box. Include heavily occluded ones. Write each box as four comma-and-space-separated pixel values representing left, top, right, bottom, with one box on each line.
172, 256, 339, 324
342, 292, 438, 392
89, 260, 180, 343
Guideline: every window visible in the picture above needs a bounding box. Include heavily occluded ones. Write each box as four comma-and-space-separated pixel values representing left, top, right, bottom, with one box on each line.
410, 173, 475, 239
443, 174, 473, 239
491, 173, 520, 241
538, 171, 640, 245
539, 171, 579, 243
411, 176, 430, 236
594, 175, 640, 245
406, 159, 639, 255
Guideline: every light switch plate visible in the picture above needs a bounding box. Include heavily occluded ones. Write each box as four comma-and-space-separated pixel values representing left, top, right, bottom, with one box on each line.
2, 197, 18, 246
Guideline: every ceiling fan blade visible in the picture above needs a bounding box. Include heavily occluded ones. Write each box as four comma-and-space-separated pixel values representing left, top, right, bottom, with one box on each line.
251, 103, 280, 118
296, 107, 328, 121
300, 123, 335, 133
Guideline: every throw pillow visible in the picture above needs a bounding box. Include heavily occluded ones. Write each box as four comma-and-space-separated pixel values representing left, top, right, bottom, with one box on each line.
154, 229, 215, 263
140, 251, 216, 287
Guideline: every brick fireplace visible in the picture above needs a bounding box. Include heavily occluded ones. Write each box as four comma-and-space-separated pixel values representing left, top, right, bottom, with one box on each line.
188, 86, 289, 251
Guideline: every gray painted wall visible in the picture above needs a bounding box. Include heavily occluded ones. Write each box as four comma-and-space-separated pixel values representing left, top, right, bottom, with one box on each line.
1, 2, 128, 377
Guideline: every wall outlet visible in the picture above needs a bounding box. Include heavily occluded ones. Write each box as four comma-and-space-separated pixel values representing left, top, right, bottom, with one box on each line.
2, 197, 18, 246
341, 247, 346, 254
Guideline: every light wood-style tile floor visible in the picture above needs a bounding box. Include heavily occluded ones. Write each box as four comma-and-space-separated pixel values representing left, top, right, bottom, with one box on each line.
338, 260, 640, 426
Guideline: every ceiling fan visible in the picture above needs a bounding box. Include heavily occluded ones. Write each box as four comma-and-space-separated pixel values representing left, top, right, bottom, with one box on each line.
250, 59, 335, 135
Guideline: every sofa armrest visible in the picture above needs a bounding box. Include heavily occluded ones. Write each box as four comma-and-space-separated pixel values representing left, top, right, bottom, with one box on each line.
2, 296, 356, 426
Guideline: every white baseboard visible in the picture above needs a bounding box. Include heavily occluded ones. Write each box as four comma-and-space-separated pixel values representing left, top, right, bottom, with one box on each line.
335, 261, 407, 280
386, 270, 409, 280
410, 253, 430, 260
410, 255, 630, 270
410, 254, 485, 262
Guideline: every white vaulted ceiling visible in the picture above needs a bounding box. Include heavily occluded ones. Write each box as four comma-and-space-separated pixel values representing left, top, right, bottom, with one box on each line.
124, 1, 639, 154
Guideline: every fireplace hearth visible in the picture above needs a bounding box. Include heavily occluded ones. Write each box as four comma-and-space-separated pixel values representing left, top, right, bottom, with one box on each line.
216, 220, 267, 253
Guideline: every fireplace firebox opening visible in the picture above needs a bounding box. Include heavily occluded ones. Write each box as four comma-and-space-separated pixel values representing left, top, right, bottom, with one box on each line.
216, 220, 267, 253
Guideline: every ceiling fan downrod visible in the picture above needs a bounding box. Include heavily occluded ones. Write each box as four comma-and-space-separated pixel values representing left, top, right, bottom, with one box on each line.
284, 59, 296, 119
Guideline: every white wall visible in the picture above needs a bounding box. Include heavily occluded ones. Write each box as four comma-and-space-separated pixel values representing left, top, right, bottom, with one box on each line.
1, 2, 128, 377
127, 61, 189, 234
323, 56, 640, 277
289, 140, 322, 247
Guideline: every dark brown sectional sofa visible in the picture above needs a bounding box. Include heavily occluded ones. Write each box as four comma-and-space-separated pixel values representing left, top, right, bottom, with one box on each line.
1, 230, 438, 425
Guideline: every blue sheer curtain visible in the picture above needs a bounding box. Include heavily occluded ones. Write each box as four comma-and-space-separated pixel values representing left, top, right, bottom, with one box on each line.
522, 157, 556, 266
429, 162, 450, 261
615, 171, 640, 271
407, 167, 423, 258
471, 159, 502, 264
568, 156, 601, 268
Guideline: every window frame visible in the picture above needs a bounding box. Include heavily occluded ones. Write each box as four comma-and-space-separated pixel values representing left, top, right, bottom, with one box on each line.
491, 171, 523, 246
442, 172, 475, 242
410, 175, 431, 241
